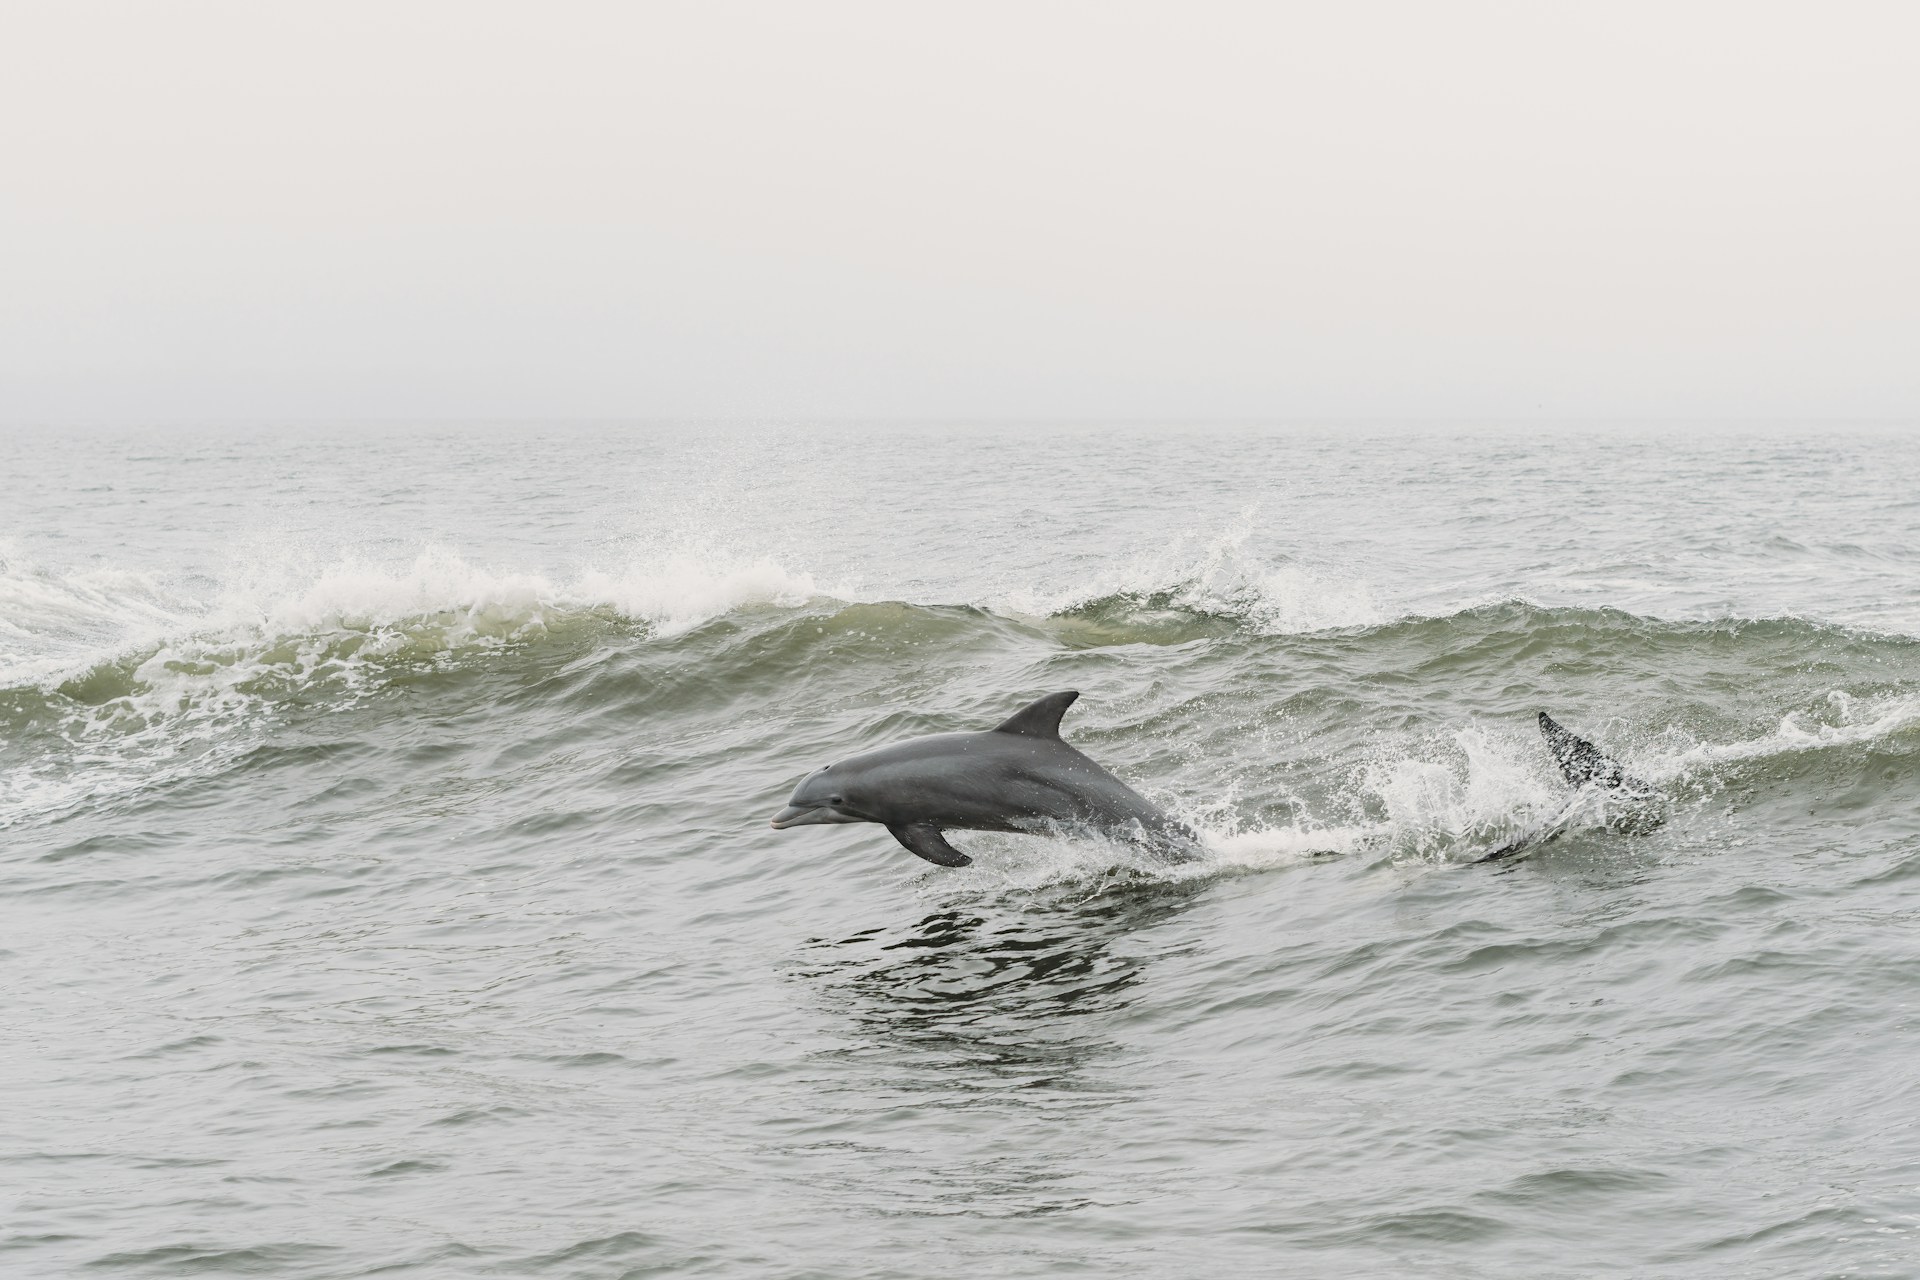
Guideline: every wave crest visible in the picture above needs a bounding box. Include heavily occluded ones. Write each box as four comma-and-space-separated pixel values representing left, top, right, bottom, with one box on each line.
1, 546, 830, 690
0, 546, 832, 828
1013, 515, 1383, 637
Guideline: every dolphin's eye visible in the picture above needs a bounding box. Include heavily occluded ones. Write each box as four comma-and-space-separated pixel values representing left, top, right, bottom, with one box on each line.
830, 795, 844, 805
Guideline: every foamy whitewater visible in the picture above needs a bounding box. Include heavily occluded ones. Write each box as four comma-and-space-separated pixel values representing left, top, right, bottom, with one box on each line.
3, 422, 1919, 1277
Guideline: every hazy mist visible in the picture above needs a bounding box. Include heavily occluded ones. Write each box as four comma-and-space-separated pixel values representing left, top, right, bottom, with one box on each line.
3, 1, 1916, 423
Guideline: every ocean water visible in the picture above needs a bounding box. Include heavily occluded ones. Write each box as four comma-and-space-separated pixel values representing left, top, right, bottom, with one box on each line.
3, 422, 1918, 1278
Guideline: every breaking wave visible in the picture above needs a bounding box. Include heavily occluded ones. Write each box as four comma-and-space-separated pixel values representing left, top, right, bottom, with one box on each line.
5, 538, 1917, 850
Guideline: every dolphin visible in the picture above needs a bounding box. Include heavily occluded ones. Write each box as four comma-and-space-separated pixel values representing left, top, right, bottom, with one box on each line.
768, 691, 1203, 867
1479, 712, 1664, 863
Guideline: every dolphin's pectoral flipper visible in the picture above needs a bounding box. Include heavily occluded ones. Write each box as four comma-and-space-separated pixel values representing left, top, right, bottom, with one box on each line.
1477, 835, 1534, 865
1538, 711, 1627, 789
1475, 793, 1586, 865
888, 823, 973, 867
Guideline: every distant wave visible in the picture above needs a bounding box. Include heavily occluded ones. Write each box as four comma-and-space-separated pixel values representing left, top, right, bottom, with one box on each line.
5, 549, 1914, 754
12, 526, 1916, 698
5, 538, 1916, 837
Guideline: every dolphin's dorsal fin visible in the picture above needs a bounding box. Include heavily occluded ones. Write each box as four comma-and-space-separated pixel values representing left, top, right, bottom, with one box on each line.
992, 690, 1080, 738
1538, 712, 1627, 789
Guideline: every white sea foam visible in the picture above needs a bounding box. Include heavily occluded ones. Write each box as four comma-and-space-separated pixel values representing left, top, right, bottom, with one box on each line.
999, 511, 1384, 634
1649, 689, 1920, 777
1201, 822, 1375, 867
214, 544, 836, 647
0, 545, 836, 692
916, 823, 1358, 902
0, 560, 197, 686
574, 554, 827, 636
1357, 724, 1577, 862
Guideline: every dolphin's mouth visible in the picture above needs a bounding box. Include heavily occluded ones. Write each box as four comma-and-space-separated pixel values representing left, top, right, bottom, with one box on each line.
770, 804, 830, 829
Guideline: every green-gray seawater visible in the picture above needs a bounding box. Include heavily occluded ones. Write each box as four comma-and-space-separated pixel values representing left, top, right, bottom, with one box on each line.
3, 424, 1918, 1277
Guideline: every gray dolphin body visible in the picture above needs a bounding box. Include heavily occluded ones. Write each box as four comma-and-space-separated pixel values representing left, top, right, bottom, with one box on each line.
1479, 712, 1664, 863
769, 691, 1203, 867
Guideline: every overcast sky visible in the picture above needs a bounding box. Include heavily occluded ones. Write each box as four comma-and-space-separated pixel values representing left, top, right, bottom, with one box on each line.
2, 1, 1915, 423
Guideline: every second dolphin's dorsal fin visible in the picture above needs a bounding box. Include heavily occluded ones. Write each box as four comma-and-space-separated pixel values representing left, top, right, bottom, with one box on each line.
1538, 711, 1627, 789
992, 690, 1080, 739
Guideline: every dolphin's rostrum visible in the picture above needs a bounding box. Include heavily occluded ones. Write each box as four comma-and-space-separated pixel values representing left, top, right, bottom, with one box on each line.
769, 691, 1203, 867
